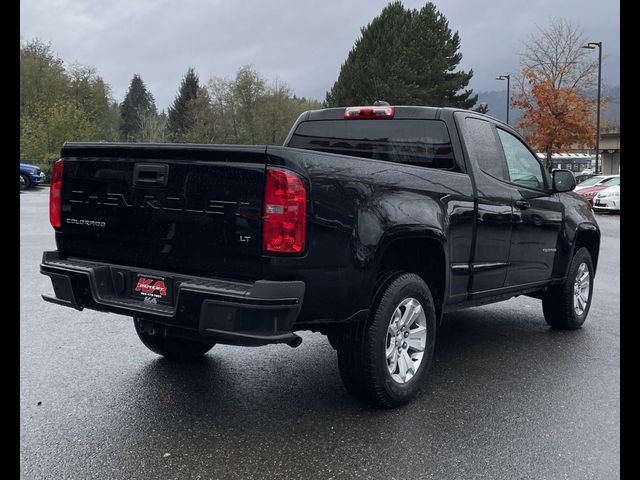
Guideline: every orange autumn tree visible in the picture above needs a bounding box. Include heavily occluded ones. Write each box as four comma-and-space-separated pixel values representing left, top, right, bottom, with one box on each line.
513, 67, 595, 171
512, 18, 598, 172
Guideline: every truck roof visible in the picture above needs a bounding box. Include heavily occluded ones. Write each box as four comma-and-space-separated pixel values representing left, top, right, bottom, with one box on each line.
303, 106, 438, 121
300, 105, 507, 127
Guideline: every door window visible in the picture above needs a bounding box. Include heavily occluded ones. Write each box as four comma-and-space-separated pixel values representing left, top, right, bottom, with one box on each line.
463, 118, 508, 179
496, 129, 546, 190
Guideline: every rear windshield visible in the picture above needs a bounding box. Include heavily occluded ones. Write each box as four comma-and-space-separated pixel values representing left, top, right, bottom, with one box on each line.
287, 119, 456, 170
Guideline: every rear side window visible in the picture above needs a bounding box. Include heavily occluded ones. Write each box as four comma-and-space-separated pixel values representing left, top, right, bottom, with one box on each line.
463, 117, 507, 180
288, 119, 456, 171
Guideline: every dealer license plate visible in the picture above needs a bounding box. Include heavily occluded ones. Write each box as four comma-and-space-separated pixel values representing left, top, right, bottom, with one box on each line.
131, 273, 174, 305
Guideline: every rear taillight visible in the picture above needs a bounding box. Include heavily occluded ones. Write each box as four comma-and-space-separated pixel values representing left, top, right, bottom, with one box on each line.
344, 105, 395, 119
49, 159, 63, 228
263, 167, 306, 253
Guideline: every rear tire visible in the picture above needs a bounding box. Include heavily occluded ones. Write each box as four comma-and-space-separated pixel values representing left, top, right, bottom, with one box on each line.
133, 318, 215, 360
336, 273, 437, 408
542, 247, 594, 329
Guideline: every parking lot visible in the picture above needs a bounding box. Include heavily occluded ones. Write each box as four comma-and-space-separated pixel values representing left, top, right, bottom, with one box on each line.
20, 187, 619, 479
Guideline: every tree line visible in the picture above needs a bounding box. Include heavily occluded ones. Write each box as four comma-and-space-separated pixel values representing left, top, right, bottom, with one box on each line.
20, 1, 490, 177
20, 40, 322, 174
20, 40, 120, 168
21, 1, 600, 177
120, 66, 322, 145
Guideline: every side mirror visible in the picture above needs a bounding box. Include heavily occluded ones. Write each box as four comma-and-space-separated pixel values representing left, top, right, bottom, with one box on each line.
552, 169, 576, 193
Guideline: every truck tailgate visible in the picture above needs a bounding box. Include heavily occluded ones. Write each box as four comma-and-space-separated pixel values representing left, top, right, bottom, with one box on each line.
57, 143, 267, 280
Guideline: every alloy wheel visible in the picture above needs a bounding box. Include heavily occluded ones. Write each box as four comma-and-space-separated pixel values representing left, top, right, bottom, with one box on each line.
573, 262, 590, 316
385, 297, 427, 384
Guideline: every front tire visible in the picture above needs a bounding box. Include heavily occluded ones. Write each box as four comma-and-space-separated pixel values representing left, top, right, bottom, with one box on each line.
20, 175, 30, 190
542, 247, 594, 329
336, 273, 437, 408
134, 318, 215, 360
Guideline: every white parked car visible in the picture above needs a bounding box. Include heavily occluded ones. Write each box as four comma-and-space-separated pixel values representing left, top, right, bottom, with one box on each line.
574, 174, 619, 192
593, 185, 620, 212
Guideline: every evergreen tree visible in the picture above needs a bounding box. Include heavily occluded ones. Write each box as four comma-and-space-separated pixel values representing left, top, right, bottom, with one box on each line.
167, 68, 200, 141
119, 74, 156, 141
325, 1, 478, 109
473, 103, 489, 114
325, 2, 411, 107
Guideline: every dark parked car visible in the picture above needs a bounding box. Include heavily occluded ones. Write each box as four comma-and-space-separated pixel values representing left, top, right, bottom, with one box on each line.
41, 104, 600, 407
20, 162, 45, 190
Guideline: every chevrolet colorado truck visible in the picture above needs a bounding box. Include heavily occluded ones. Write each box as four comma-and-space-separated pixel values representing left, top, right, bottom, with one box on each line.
41, 104, 600, 407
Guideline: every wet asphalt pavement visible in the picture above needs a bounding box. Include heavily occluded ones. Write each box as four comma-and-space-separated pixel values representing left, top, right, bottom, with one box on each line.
20, 187, 620, 479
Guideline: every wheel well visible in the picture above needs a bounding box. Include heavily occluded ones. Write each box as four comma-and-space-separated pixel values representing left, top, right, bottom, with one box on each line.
377, 238, 446, 321
575, 229, 600, 272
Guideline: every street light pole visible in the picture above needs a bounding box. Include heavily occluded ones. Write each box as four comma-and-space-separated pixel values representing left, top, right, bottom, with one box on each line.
583, 42, 602, 173
496, 74, 510, 124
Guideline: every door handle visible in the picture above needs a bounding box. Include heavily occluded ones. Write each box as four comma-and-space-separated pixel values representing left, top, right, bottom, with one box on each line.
515, 200, 530, 210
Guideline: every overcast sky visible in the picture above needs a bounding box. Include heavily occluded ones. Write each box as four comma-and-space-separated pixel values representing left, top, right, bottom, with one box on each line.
20, 0, 619, 111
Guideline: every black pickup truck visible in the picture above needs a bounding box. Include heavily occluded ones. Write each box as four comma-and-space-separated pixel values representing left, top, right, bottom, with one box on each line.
41, 104, 600, 407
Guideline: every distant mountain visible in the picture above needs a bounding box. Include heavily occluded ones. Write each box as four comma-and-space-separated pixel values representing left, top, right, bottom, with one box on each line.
475, 90, 517, 124
475, 85, 620, 126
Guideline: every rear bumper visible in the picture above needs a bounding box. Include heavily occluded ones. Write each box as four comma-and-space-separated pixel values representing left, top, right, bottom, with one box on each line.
40, 251, 305, 347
